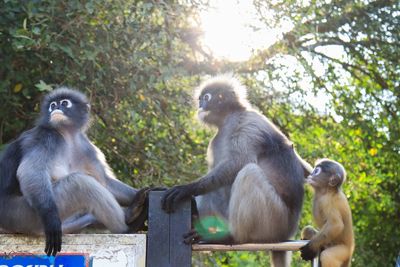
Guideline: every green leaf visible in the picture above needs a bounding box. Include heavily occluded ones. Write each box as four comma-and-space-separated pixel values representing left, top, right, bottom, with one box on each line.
35, 80, 52, 92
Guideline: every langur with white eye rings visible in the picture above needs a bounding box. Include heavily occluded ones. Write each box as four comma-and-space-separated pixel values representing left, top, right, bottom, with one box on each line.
300, 159, 355, 267
0, 88, 149, 256
162, 75, 312, 267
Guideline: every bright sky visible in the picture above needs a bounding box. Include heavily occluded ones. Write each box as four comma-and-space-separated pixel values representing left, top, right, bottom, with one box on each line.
198, 0, 341, 113
199, 0, 291, 62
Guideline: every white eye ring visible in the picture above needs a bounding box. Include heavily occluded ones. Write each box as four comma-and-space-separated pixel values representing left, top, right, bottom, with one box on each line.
60, 99, 72, 108
48, 101, 57, 112
203, 93, 212, 102
312, 167, 322, 176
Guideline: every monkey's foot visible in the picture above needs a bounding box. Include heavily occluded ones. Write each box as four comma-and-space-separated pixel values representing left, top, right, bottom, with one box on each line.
126, 187, 167, 232
125, 187, 150, 232
183, 229, 201, 244
183, 229, 235, 244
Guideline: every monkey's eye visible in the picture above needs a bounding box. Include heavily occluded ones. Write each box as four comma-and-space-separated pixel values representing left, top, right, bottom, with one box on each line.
49, 101, 57, 112
60, 99, 72, 108
312, 167, 322, 176
203, 93, 212, 102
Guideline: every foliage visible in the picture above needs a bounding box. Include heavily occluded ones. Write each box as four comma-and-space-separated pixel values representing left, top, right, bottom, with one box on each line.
1, 0, 399, 266
0, 0, 209, 186
239, 0, 399, 266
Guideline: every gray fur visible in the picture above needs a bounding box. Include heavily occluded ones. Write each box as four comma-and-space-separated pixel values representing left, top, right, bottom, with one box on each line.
162, 76, 309, 267
0, 87, 141, 255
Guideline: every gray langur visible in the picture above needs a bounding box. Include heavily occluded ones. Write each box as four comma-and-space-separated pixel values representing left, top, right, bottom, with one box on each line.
300, 159, 354, 267
162, 76, 311, 267
0, 88, 148, 256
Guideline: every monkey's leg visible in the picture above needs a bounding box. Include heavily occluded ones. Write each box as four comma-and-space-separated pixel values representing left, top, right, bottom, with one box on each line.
0, 197, 96, 235
62, 214, 97, 233
320, 245, 350, 267
182, 197, 202, 244
228, 163, 291, 267
54, 173, 128, 233
183, 197, 234, 245
0, 195, 46, 235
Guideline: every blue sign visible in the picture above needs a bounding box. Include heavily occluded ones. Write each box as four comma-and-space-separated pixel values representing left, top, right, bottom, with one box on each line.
0, 254, 87, 267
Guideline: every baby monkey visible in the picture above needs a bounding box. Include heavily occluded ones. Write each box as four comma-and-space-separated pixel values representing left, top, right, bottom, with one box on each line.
300, 159, 354, 267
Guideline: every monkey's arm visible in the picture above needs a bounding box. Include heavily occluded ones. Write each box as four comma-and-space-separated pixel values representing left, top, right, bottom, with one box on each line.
85, 140, 151, 228
294, 149, 313, 177
17, 149, 62, 256
105, 178, 138, 206
300, 208, 344, 260
162, 129, 256, 213
194, 156, 252, 193
0, 140, 22, 194
86, 141, 138, 205
162, 159, 248, 212
311, 209, 344, 248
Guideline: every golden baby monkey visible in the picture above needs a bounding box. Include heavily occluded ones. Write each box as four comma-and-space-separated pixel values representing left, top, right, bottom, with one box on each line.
300, 159, 354, 267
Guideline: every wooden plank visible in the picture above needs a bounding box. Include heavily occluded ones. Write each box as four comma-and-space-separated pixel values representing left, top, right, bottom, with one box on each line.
192, 240, 309, 252
146, 191, 170, 267
169, 197, 192, 267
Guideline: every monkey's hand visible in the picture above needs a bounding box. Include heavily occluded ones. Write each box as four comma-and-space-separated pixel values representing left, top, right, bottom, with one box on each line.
300, 242, 318, 261
43, 215, 62, 256
162, 184, 194, 213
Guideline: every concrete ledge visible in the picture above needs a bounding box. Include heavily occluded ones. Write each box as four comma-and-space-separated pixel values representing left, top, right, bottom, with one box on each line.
0, 234, 146, 267
192, 240, 308, 252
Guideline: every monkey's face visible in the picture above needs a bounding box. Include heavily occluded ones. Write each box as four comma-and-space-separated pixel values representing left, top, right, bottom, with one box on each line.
40, 88, 90, 130
306, 165, 326, 188
197, 84, 241, 125
306, 160, 345, 189
48, 99, 73, 125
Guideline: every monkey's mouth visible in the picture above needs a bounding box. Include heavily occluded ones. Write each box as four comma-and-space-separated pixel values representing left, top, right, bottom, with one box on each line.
305, 178, 317, 186
50, 110, 67, 122
198, 108, 210, 122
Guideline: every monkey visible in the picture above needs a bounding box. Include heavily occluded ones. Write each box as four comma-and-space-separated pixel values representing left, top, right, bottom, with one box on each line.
0, 88, 149, 256
300, 159, 355, 267
161, 75, 310, 267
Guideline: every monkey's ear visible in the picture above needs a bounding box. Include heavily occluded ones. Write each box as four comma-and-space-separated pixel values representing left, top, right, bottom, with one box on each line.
328, 174, 341, 187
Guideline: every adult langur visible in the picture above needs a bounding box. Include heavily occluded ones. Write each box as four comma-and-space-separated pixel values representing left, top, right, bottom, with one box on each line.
0, 88, 148, 256
162, 76, 312, 267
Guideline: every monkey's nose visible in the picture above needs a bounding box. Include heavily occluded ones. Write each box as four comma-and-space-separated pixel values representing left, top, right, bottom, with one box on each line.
199, 100, 208, 109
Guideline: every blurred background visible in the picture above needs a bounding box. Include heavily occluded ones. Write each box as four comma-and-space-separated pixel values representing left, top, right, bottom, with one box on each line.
0, 0, 399, 266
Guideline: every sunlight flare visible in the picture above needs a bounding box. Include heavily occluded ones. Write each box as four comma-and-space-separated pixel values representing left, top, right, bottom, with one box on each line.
199, 0, 291, 61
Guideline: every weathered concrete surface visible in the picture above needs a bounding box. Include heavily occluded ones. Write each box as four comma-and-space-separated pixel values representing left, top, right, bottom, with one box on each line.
0, 234, 146, 267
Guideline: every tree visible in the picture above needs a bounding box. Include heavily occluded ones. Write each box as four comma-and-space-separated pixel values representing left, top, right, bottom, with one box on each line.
1, 0, 398, 266
192, 1, 399, 265
234, 1, 399, 266
0, 0, 209, 188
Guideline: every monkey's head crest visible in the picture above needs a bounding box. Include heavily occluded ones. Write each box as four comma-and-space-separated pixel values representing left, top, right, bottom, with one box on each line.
38, 87, 90, 130
195, 75, 250, 126
195, 74, 248, 105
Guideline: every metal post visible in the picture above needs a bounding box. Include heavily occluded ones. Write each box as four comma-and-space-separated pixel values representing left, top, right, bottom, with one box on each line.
146, 191, 192, 267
